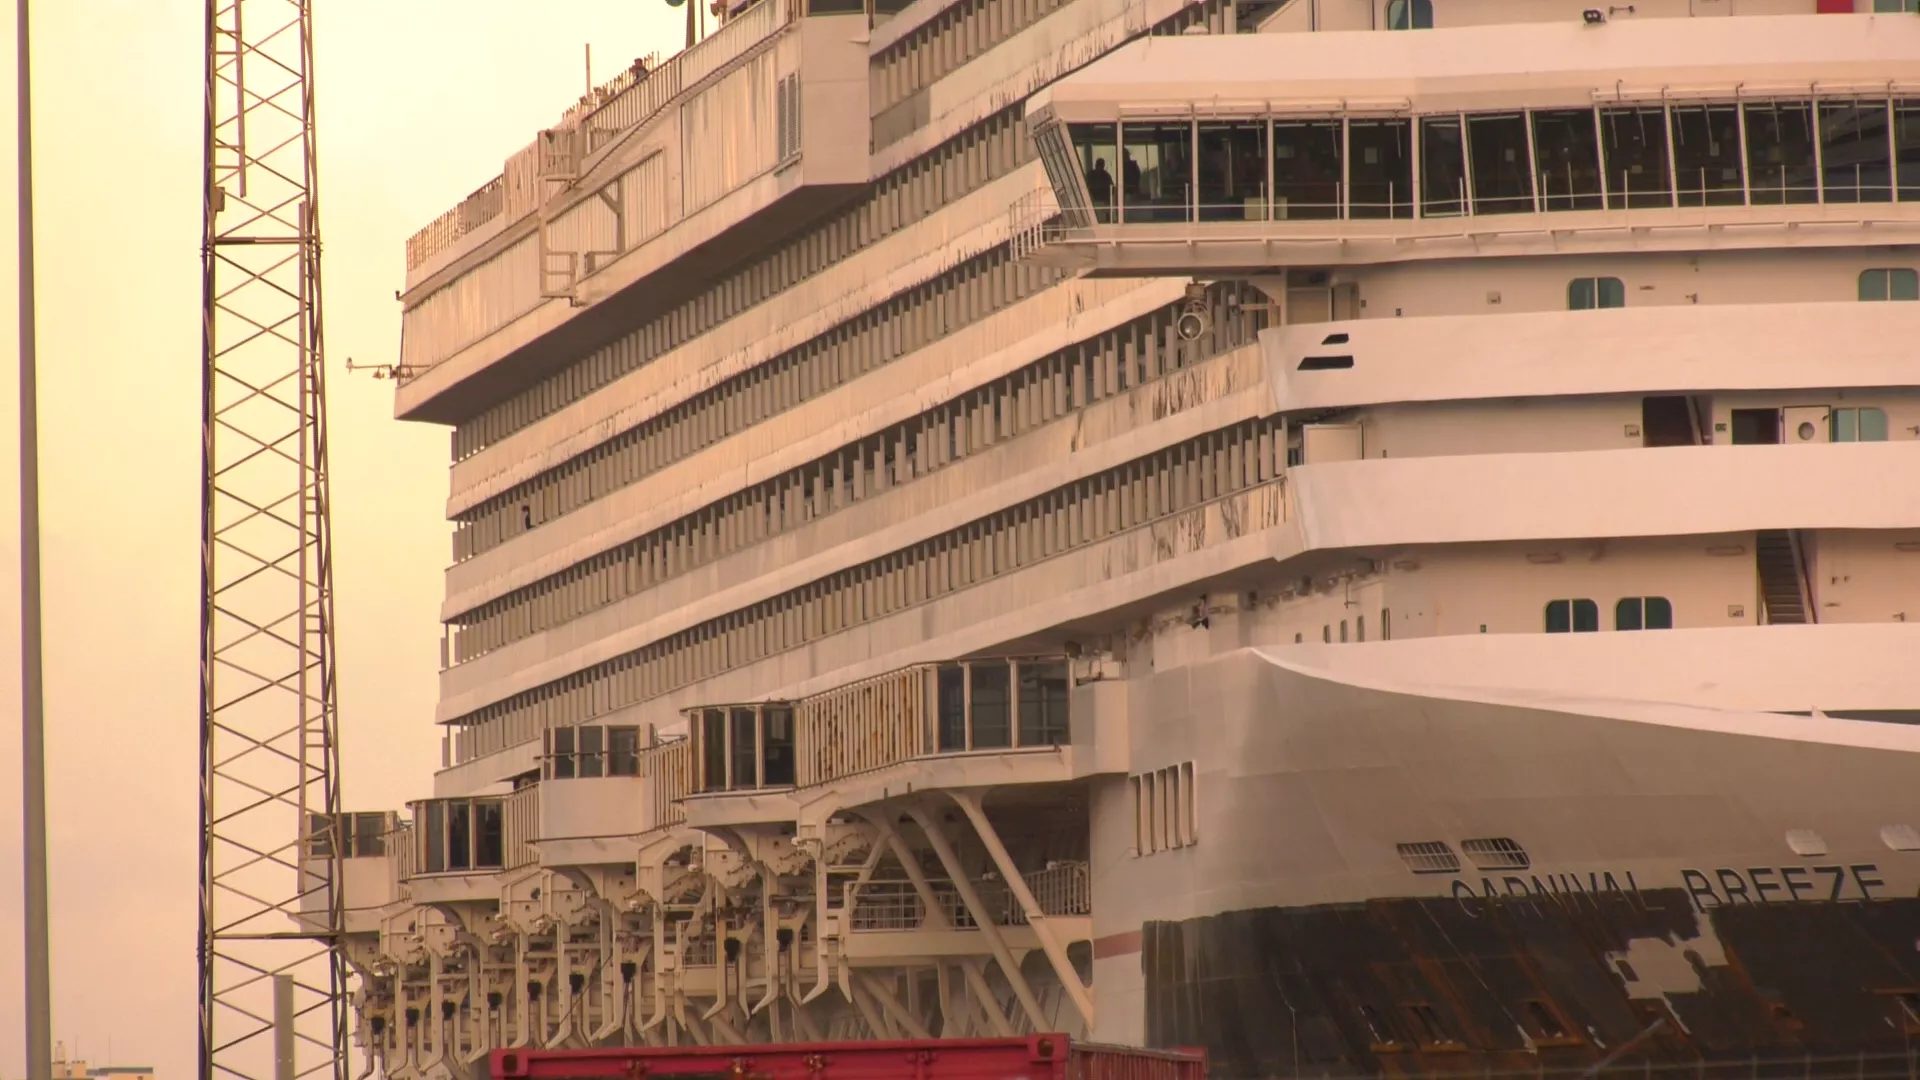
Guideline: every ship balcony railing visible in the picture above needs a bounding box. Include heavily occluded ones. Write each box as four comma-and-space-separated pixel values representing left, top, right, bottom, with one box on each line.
682, 656, 1073, 798
402, 0, 801, 274
842, 861, 1091, 932
408, 787, 539, 878
534, 729, 691, 839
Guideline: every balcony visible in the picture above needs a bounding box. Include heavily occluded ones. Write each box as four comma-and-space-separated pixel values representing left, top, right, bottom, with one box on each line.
394, 0, 873, 423
297, 811, 408, 934
406, 788, 540, 905
682, 657, 1077, 827
532, 730, 691, 864
1017, 19, 1920, 272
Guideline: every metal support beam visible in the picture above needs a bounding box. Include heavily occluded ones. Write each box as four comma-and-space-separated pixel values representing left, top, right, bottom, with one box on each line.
904, 805, 1049, 1032
949, 791, 1094, 1030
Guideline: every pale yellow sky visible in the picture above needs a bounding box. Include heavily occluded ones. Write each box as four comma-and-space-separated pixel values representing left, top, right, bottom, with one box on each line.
0, 2, 686, 1075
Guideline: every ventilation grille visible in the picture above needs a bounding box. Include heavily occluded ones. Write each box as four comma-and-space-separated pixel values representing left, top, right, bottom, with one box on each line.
1462, 837, 1531, 871
1396, 841, 1461, 875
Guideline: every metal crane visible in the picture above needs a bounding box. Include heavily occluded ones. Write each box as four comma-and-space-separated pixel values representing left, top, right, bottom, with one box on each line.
201, 3, 349, 1080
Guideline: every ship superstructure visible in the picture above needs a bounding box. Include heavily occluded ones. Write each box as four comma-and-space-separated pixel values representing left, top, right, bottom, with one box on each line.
319, 1, 1920, 1076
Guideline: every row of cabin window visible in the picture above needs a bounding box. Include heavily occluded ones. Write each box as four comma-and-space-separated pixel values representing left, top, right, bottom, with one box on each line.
871, 0, 1074, 116
1390, 0, 1920, 21
302, 812, 390, 859
1547, 596, 1673, 633
447, 419, 1286, 753
543, 724, 646, 780
1130, 762, 1197, 856
449, 108, 1033, 462
1571, 269, 1917, 311
452, 241, 1077, 563
448, 282, 1265, 662
1059, 97, 1920, 225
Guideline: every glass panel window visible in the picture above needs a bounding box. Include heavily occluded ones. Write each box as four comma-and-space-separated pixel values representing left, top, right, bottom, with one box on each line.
1744, 101, 1817, 205
425, 800, 446, 873
549, 726, 575, 780
1121, 122, 1193, 224
762, 706, 796, 786
1197, 121, 1269, 222
730, 707, 759, 789
475, 801, 504, 868
701, 708, 727, 791
1819, 99, 1893, 204
1568, 277, 1624, 310
447, 801, 472, 871
937, 664, 967, 751
577, 724, 604, 779
1546, 599, 1599, 633
1017, 661, 1071, 747
1386, 0, 1432, 28
1069, 123, 1118, 222
608, 726, 641, 777
1876, 0, 1919, 12
1601, 107, 1672, 209
1468, 113, 1535, 215
1618, 597, 1674, 631
969, 662, 1013, 750
1272, 120, 1341, 221
354, 813, 385, 858
1860, 268, 1919, 301
1832, 407, 1889, 442
1348, 119, 1413, 219
1532, 110, 1602, 212
1671, 105, 1744, 207
1420, 116, 1467, 217
1896, 100, 1920, 202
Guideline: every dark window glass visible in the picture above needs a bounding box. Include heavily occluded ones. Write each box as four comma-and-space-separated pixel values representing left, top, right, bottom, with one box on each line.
1601, 107, 1672, 209
1545, 600, 1571, 634
937, 664, 967, 751
1730, 408, 1780, 445
305, 812, 334, 859
1420, 117, 1467, 217
1572, 599, 1599, 633
701, 708, 727, 791
474, 801, 504, 868
1567, 277, 1624, 310
1820, 99, 1892, 203
608, 726, 641, 777
1467, 113, 1535, 215
577, 724, 604, 779
1069, 123, 1118, 222
549, 726, 575, 780
730, 707, 759, 789
355, 813, 385, 858
447, 801, 472, 871
1860, 268, 1920, 301
1348, 119, 1412, 219
1897, 100, 1920, 202
1272, 120, 1341, 221
1017, 661, 1071, 747
969, 662, 1012, 749
1616, 597, 1643, 632
1197, 122, 1268, 222
1532, 110, 1602, 211
1121, 122, 1192, 223
1642, 396, 1696, 448
425, 800, 446, 873
1386, 0, 1432, 28
1745, 101, 1817, 205
762, 706, 796, 786
1645, 597, 1673, 630
1671, 105, 1743, 207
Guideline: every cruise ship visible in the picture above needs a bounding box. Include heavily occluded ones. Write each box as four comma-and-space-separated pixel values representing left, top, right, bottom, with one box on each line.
317, 0, 1920, 1075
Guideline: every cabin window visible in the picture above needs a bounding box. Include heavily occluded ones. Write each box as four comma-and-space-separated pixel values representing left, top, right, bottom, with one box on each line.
1467, 113, 1535, 214
1272, 120, 1342, 221
1420, 116, 1467, 217
1546, 599, 1599, 633
1745, 101, 1818, 205
1859, 268, 1919, 301
1832, 407, 1889, 442
1532, 109, 1603, 211
1386, 0, 1433, 28
1820, 98, 1893, 203
1569, 277, 1625, 310
1615, 596, 1673, 631
1347, 119, 1413, 219
1601, 107, 1672, 209
1671, 104, 1744, 207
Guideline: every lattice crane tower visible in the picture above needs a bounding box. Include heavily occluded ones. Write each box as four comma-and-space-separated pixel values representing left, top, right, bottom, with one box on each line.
200, 2, 349, 1080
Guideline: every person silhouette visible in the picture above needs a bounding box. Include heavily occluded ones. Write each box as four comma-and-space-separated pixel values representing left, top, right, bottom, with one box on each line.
1086, 158, 1114, 212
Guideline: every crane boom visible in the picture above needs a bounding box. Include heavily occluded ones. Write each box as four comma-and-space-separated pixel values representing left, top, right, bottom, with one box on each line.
200, 2, 349, 1079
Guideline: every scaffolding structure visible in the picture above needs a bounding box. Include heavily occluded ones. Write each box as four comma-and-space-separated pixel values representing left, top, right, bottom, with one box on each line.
200, 2, 349, 1080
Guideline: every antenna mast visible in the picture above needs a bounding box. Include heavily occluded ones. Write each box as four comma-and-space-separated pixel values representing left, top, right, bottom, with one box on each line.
200, 4, 348, 1080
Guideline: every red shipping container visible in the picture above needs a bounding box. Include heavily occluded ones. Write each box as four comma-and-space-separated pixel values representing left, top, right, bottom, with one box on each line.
488, 1036, 1207, 1080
